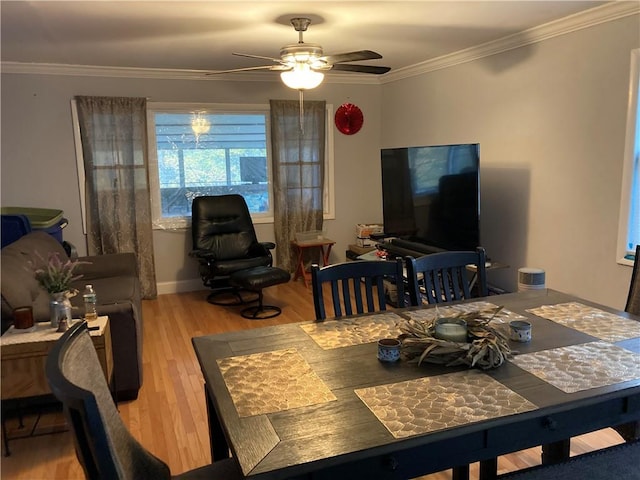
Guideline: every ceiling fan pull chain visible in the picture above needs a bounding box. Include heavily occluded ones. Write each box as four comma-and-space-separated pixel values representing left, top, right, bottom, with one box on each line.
299, 89, 305, 134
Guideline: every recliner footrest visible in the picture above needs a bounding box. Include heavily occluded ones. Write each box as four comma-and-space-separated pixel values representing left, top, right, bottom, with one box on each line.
229, 267, 290, 319
230, 267, 290, 292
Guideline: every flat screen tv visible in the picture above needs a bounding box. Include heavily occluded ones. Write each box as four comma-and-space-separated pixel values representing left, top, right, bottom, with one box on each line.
381, 143, 480, 252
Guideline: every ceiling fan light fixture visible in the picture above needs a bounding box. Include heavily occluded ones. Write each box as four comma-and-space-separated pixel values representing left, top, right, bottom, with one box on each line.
280, 63, 324, 90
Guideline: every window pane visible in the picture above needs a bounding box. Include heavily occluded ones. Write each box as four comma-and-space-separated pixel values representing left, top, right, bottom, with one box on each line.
153, 112, 269, 217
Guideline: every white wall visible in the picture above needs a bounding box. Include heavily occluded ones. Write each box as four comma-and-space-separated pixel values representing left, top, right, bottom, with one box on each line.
0, 74, 383, 292
2, 13, 637, 307
381, 14, 640, 308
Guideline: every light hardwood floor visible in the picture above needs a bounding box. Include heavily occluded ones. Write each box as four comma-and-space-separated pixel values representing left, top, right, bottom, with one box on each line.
1, 280, 623, 479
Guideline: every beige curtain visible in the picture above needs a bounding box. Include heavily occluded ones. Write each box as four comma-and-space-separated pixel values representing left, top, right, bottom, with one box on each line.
270, 99, 326, 272
75, 96, 157, 299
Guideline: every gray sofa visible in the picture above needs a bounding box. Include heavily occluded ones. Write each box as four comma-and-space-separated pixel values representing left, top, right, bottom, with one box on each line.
1, 231, 143, 400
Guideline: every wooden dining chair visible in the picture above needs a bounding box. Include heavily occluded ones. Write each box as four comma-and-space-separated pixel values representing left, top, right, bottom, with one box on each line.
46, 321, 242, 480
310, 258, 405, 320
625, 245, 640, 316
615, 244, 640, 442
405, 247, 487, 306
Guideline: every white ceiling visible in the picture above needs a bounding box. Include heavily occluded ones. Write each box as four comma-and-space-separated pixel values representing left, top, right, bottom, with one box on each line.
0, 1, 622, 78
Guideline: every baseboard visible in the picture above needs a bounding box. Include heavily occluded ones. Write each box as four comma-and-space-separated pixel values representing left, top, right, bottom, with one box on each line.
156, 278, 204, 295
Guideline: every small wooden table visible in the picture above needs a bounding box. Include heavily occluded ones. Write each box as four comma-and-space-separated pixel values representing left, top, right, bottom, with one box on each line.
466, 261, 509, 290
291, 238, 336, 287
0, 317, 113, 455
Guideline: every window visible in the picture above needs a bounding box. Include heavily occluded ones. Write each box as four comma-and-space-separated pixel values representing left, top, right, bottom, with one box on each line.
618, 49, 640, 264
147, 103, 334, 229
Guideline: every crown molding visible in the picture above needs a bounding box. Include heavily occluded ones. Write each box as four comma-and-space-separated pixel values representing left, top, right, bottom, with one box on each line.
0, 61, 380, 84
1, 2, 636, 84
382, 1, 640, 83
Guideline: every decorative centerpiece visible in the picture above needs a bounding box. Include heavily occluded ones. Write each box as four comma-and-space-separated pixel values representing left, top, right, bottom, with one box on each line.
29, 252, 85, 329
399, 305, 512, 369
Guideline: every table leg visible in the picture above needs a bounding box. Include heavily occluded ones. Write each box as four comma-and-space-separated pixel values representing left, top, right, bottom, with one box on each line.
541, 439, 570, 464
293, 246, 307, 287
321, 244, 333, 266
2, 416, 10, 457
205, 383, 230, 461
479, 458, 498, 480
452, 464, 470, 480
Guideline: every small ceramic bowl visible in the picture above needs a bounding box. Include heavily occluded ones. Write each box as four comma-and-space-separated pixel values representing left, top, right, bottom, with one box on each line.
377, 338, 401, 362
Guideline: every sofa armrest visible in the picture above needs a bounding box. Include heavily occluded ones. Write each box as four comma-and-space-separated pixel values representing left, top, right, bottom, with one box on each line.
74, 253, 138, 281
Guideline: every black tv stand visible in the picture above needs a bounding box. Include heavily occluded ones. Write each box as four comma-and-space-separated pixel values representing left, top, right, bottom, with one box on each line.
380, 238, 448, 258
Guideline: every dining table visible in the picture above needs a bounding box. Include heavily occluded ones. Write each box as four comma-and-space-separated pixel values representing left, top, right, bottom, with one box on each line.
192, 289, 640, 480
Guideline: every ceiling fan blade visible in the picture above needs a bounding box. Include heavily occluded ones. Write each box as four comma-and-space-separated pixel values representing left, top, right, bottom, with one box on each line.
206, 65, 290, 75
330, 64, 391, 75
321, 50, 383, 65
232, 52, 282, 63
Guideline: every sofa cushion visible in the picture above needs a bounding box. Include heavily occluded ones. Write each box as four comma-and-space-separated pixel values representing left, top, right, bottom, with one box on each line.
1, 231, 68, 322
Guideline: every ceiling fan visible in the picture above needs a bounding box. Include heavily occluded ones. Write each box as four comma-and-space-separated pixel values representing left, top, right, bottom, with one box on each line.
210, 17, 391, 90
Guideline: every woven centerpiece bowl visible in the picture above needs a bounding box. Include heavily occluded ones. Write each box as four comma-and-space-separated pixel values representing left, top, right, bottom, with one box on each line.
399, 306, 512, 370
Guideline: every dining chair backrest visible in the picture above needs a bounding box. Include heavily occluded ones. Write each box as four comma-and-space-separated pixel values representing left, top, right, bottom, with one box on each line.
625, 245, 640, 316
405, 247, 487, 306
310, 258, 405, 320
46, 322, 171, 479
45, 322, 242, 480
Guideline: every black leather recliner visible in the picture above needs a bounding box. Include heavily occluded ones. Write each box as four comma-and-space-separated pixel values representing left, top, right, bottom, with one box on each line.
190, 194, 275, 304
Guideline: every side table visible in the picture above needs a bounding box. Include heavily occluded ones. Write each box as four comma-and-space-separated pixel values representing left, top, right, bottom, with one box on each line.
291, 238, 336, 287
0, 316, 113, 456
466, 261, 510, 291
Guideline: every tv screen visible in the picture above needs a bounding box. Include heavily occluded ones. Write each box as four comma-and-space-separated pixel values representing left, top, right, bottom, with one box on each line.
381, 143, 480, 252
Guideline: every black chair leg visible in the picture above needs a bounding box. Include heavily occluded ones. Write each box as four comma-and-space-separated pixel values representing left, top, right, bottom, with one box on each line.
207, 288, 258, 306
240, 291, 282, 319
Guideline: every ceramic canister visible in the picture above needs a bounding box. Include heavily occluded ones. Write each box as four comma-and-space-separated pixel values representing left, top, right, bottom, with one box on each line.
509, 320, 532, 342
377, 338, 401, 362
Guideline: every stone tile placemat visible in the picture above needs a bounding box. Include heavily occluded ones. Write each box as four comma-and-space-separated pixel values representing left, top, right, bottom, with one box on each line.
405, 301, 527, 323
354, 370, 537, 439
526, 302, 640, 342
300, 312, 404, 349
217, 348, 336, 417
510, 341, 640, 393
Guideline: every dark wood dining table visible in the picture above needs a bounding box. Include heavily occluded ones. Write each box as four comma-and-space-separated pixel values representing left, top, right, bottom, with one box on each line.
192, 289, 640, 480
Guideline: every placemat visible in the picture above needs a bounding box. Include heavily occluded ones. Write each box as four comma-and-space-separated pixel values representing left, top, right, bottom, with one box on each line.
526, 302, 640, 342
300, 312, 404, 349
404, 301, 527, 323
354, 370, 537, 439
217, 348, 336, 417
510, 341, 640, 393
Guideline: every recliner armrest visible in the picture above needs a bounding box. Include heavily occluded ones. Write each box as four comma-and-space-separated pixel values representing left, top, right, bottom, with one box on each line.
260, 242, 276, 250
190, 249, 218, 260
74, 253, 138, 281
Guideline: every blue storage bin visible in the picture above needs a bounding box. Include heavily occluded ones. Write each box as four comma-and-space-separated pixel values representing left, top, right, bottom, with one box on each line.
0, 207, 67, 245
40, 218, 68, 243
1, 214, 32, 248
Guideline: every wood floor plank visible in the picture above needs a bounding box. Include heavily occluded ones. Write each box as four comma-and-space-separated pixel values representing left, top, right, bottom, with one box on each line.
0, 279, 625, 479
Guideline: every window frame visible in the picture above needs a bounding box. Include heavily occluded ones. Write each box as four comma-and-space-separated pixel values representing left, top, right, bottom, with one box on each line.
146, 102, 335, 230
617, 48, 640, 266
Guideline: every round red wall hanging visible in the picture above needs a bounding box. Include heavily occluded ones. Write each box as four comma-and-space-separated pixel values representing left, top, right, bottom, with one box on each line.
335, 103, 364, 135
